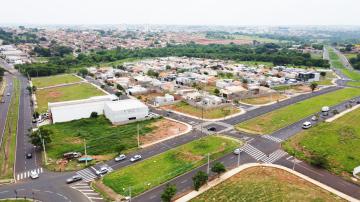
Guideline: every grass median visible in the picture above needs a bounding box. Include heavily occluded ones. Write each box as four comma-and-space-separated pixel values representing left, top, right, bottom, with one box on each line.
236, 87, 360, 134
103, 135, 241, 196
191, 167, 344, 202
35, 82, 106, 112
0, 79, 20, 180
283, 107, 360, 178
32, 74, 82, 88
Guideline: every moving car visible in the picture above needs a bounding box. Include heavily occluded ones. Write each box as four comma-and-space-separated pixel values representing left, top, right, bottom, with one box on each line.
30, 170, 39, 179
96, 166, 109, 176
26, 153, 32, 159
6, 93, 10, 96
233, 148, 242, 155
115, 154, 126, 162
66, 175, 82, 184
130, 155, 142, 162
321, 106, 330, 116
302, 121, 312, 129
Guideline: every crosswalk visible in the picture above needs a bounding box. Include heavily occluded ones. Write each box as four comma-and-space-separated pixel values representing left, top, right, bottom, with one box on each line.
71, 182, 104, 202
16, 167, 43, 181
261, 149, 288, 163
262, 135, 283, 143
76, 164, 113, 182
240, 144, 266, 161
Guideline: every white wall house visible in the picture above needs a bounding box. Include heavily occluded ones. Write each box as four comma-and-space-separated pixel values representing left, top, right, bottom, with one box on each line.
154, 94, 175, 106
104, 99, 149, 124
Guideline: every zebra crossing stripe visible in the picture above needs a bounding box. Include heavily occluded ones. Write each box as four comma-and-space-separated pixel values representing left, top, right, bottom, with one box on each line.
241, 144, 266, 161
261, 150, 288, 163
262, 135, 283, 143
16, 167, 44, 180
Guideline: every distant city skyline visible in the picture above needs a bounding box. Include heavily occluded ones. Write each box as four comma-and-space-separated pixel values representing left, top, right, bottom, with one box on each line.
1, 0, 360, 26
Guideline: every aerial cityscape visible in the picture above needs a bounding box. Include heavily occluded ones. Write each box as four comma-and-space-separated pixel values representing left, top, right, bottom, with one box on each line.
0, 0, 360, 202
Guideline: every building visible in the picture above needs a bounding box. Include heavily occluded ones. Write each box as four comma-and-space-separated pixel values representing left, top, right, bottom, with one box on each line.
104, 99, 149, 124
154, 94, 175, 106
49, 95, 149, 125
49, 95, 118, 123
297, 72, 320, 82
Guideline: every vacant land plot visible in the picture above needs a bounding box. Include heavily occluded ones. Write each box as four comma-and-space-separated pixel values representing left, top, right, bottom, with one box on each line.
235, 61, 274, 67
191, 167, 343, 202
32, 74, 82, 88
42, 116, 168, 170
163, 101, 240, 119
272, 84, 311, 93
283, 107, 360, 177
317, 71, 337, 86
0, 79, 20, 180
241, 93, 287, 105
36, 82, 105, 112
103, 135, 240, 196
236, 88, 360, 134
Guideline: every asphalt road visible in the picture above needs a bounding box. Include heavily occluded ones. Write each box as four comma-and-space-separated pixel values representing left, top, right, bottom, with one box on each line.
0, 75, 14, 148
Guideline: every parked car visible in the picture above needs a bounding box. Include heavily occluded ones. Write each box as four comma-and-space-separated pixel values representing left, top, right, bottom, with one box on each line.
96, 166, 109, 176
26, 153, 32, 159
207, 127, 216, 132
30, 170, 39, 179
302, 121, 312, 129
115, 154, 126, 162
311, 116, 318, 121
130, 155, 142, 162
63, 152, 82, 159
66, 175, 82, 184
233, 148, 242, 155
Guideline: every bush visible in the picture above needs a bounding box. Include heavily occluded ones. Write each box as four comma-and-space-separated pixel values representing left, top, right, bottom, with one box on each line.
211, 162, 226, 176
320, 72, 327, 77
90, 112, 98, 118
192, 171, 208, 191
310, 153, 329, 168
161, 184, 177, 202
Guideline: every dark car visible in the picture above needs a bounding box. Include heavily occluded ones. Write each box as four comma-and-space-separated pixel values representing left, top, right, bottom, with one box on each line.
63, 152, 82, 160
26, 153, 32, 159
66, 175, 82, 184
207, 127, 216, 132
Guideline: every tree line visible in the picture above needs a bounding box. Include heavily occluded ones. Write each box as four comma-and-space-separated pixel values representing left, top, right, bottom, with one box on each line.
349, 54, 360, 70
16, 43, 330, 77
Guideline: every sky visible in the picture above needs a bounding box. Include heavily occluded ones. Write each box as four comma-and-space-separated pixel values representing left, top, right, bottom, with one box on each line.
1, 0, 359, 26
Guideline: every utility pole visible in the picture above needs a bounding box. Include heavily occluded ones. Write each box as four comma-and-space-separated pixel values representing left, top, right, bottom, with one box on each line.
207, 153, 210, 174
292, 156, 296, 170
237, 150, 241, 167
129, 187, 132, 202
84, 139, 88, 166
39, 129, 48, 165
137, 124, 140, 148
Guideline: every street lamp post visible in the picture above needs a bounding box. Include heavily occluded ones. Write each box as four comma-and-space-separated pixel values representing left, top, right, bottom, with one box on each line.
207, 153, 210, 174
237, 150, 241, 167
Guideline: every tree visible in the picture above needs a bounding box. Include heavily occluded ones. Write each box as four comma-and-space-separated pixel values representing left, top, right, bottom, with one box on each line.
211, 162, 226, 177
33, 111, 40, 119
115, 91, 123, 97
213, 88, 220, 96
309, 82, 318, 92
29, 128, 52, 149
90, 112, 98, 118
116, 84, 124, 91
192, 171, 208, 191
161, 184, 177, 202
310, 153, 328, 168
320, 72, 326, 77
78, 68, 88, 77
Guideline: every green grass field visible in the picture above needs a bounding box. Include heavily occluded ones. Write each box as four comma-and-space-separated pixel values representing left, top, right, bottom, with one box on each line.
103, 135, 240, 196
341, 69, 360, 81
42, 116, 160, 160
235, 60, 274, 67
345, 53, 358, 60
317, 71, 337, 86
167, 101, 240, 119
32, 74, 82, 88
36, 83, 105, 112
191, 167, 343, 202
236, 88, 360, 134
0, 79, 20, 180
283, 107, 360, 176
347, 81, 360, 87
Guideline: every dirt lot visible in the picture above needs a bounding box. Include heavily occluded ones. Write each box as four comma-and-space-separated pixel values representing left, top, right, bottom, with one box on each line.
140, 118, 188, 145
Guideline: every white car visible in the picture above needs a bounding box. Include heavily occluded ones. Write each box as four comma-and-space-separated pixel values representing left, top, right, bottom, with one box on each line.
311, 116, 318, 121
115, 154, 126, 162
30, 170, 39, 179
302, 121, 312, 129
96, 166, 109, 176
130, 155, 142, 162
233, 148, 242, 155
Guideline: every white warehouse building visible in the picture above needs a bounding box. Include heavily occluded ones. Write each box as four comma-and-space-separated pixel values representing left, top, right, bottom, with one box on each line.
49, 95, 149, 124
104, 99, 149, 124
